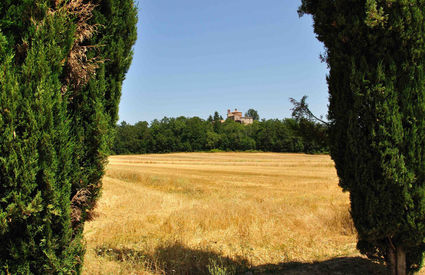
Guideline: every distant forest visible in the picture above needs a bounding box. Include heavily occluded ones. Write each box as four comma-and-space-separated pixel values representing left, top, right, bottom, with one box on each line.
112, 111, 328, 155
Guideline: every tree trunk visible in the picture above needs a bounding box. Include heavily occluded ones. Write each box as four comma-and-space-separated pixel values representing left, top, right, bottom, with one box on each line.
389, 245, 396, 275
388, 243, 406, 275
396, 247, 406, 275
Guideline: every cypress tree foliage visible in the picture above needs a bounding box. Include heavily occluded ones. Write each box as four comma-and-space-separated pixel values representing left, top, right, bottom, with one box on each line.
67, 0, 137, 232
299, 1, 425, 274
0, 0, 137, 273
0, 1, 82, 272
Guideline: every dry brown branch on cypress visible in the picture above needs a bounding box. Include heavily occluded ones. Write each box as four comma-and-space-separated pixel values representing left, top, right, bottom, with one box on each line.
55, 0, 103, 93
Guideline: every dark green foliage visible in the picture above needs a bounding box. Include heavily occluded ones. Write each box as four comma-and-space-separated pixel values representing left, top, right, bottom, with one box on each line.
245, 108, 260, 121
0, 2, 82, 272
289, 96, 329, 153
213, 111, 223, 133
112, 114, 328, 155
68, 0, 137, 232
300, 0, 425, 273
0, 0, 137, 273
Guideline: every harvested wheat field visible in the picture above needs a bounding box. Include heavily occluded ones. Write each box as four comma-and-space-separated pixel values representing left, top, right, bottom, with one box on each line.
82, 152, 389, 274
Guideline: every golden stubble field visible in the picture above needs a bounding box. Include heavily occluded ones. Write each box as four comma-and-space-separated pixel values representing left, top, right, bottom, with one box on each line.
82, 152, 388, 274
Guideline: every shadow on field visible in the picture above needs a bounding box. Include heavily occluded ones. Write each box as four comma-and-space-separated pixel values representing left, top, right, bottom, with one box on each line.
251, 257, 388, 275
95, 242, 388, 274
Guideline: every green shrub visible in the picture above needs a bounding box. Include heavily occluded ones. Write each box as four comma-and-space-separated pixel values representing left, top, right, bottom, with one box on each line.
207, 258, 236, 275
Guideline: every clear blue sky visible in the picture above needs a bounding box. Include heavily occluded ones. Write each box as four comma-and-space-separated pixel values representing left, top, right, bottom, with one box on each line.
119, 0, 329, 124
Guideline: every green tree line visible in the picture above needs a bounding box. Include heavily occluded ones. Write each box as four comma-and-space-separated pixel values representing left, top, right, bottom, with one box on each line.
112, 113, 328, 155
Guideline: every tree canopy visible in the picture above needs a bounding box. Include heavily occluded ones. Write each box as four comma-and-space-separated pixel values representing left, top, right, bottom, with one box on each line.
112, 113, 328, 155
300, 1, 425, 274
245, 109, 260, 121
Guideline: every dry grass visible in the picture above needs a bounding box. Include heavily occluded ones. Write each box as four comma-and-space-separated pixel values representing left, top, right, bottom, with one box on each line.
82, 152, 387, 274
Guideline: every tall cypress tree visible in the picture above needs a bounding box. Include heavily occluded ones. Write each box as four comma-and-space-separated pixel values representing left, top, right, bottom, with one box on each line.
0, 0, 137, 273
67, 0, 137, 233
300, 1, 425, 274
0, 2, 83, 272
